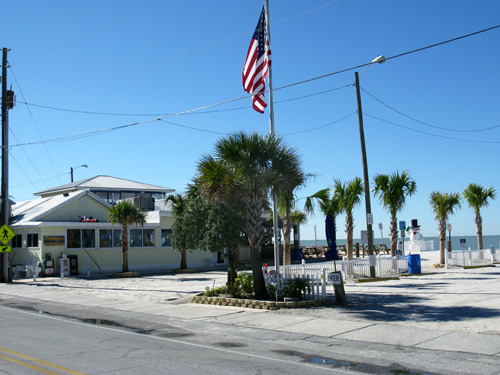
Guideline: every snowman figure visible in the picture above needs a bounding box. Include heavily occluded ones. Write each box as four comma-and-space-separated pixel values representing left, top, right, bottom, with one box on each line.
409, 219, 423, 242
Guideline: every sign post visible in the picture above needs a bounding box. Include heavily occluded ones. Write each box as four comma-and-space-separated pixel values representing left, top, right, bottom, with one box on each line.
460, 238, 467, 267
399, 221, 406, 256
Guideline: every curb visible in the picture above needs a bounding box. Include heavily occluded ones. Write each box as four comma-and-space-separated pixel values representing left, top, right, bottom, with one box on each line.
190, 293, 331, 310
356, 277, 399, 283
462, 265, 496, 269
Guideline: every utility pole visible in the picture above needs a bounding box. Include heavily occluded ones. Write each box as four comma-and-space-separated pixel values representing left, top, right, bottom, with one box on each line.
355, 71, 376, 278
1, 48, 11, 283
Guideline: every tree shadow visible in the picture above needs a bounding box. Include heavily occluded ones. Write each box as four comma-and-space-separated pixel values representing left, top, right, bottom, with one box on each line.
332, 292, 500, 323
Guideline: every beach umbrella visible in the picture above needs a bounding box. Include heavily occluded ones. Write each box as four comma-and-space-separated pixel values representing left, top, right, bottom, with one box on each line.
325, 213, 339, 260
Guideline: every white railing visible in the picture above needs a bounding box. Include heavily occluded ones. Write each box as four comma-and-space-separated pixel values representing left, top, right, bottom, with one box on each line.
445, 247, 499, 268
264, 271, 327, 300
404, 240, 434, 253
264, 255, 409, 286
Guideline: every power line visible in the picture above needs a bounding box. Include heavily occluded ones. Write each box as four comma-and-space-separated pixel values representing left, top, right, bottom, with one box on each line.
19, 84, 351, 116
8, 24, 500, 148
282, 112, 356, 136
9, 66, 62, 185
14, 0, 162, 66
365, 113, 500, 144
12, 0, 107, 49
362, 87, 500, 133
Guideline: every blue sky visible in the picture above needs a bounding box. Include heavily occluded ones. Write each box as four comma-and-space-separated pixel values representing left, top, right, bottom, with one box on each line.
3, 0, 500, 241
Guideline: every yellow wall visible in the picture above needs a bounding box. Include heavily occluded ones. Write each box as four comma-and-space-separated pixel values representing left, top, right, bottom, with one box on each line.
42, 196, 109, 222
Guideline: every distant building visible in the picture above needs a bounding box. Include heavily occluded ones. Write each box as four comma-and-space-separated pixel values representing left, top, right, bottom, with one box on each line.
9, 176, 223, 276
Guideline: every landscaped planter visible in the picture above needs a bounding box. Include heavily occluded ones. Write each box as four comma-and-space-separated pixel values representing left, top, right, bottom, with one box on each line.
190, 293, 331, 310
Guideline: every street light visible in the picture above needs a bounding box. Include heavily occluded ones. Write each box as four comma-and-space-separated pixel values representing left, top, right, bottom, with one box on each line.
355, 55, 385, 278
70, 164, 88, 183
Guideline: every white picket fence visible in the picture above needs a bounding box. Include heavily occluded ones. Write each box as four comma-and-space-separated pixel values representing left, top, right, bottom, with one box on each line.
264, 270, 327, 299
262, 256, 409, 300
445, 247, 500, 268
403, 240, 434, 252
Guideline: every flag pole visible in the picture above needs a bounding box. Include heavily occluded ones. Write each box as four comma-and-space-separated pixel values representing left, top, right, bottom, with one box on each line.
264, 0, 280, 273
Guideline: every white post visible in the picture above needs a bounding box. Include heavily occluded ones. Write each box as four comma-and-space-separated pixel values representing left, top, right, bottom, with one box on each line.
322, 268, 326, 298
468, 247, 472, 266
60, 259, 65, 279
445, 248, 448, 269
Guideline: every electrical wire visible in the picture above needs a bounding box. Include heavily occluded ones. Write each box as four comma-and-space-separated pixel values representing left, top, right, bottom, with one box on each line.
361, 87, 500, 133
282, 112, 356, 136
18, 85, 351, 117
9, 66, 63, 185
14, 0, 162, 66
8, 24, 500, 148
12, 0, 107, 49
364, 113, 500, 144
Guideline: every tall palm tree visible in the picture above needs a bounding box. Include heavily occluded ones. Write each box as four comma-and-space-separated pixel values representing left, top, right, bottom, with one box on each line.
197, 132, 304, 300
278, 178, 307, 266
107, 200, 147, 273
304, 187, 343, 252
429, 191, 461, 265
463, 183, 496, 250
166, 193, 189, 269
335, 178, 363, 260
373, 171, 417, 256
278, 198, 308, 265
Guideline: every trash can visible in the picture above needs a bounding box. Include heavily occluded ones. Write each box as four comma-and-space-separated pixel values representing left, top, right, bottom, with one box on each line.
407, 254, 421, 274
68, 255, 78, 275
293, 248, 303, 261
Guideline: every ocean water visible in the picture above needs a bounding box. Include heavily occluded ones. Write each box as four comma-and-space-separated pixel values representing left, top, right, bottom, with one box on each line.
301, 235, 500, 251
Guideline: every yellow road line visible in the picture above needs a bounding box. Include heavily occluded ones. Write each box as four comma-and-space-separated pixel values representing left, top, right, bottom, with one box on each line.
0, 347, 86, 375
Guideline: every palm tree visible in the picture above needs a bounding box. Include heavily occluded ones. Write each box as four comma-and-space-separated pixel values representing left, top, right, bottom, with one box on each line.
463, 183, 496, 250
278, 200, 308, 265
196, 132, 304, 300
373, 171, 417, 256
107, 200, 147, 273
304, 187, 343, 254
278, 178, 307, 266
335, 178, 363, 260
429, 191, 461, 265
166, 193, 189, 269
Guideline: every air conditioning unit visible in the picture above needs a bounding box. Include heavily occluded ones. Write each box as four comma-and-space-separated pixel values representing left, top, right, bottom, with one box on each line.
131, 196, 155, 211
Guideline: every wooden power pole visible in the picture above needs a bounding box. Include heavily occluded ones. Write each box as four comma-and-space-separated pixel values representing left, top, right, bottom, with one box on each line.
1, 48, 11, 282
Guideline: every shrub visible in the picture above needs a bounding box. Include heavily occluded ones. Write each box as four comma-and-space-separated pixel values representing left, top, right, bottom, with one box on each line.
283, 277, 311, 300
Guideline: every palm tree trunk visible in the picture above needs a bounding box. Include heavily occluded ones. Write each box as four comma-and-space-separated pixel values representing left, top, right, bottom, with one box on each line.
282, 214, 291, 265
438, 220, 446, 265
121, 224, 129, 273
475, 212, 483, 250
245, 191, 269, 300
346, 213, 354, 260
390, 213, 398, 257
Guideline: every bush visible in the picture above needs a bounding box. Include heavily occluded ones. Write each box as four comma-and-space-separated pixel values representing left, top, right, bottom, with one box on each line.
204, 272, 254, 298
283, 277, 311, 300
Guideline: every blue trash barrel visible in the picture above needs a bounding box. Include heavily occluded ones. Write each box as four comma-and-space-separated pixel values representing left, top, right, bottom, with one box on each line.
293, 249, 303, 261
407, 254, 421, 274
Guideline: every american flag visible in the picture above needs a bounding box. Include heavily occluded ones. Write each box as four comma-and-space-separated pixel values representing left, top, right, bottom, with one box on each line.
242, 6, 272, 113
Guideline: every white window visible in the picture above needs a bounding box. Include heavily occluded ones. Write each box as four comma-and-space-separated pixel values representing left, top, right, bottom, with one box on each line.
161, 229, 172, 247
67, 229, 96, 249
27, 233, 39, 248
130, 229, 155, 248
99, 229, 121, 248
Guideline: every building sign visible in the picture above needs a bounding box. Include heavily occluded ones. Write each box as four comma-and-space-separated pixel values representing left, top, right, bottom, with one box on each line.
44, 236, 65, 246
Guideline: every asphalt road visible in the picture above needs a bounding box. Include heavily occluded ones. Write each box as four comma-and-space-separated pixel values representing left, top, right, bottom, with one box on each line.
0, 304, 382, 375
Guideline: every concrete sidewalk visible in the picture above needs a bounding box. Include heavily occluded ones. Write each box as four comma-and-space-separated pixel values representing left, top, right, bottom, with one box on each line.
0, 265, 499, 359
